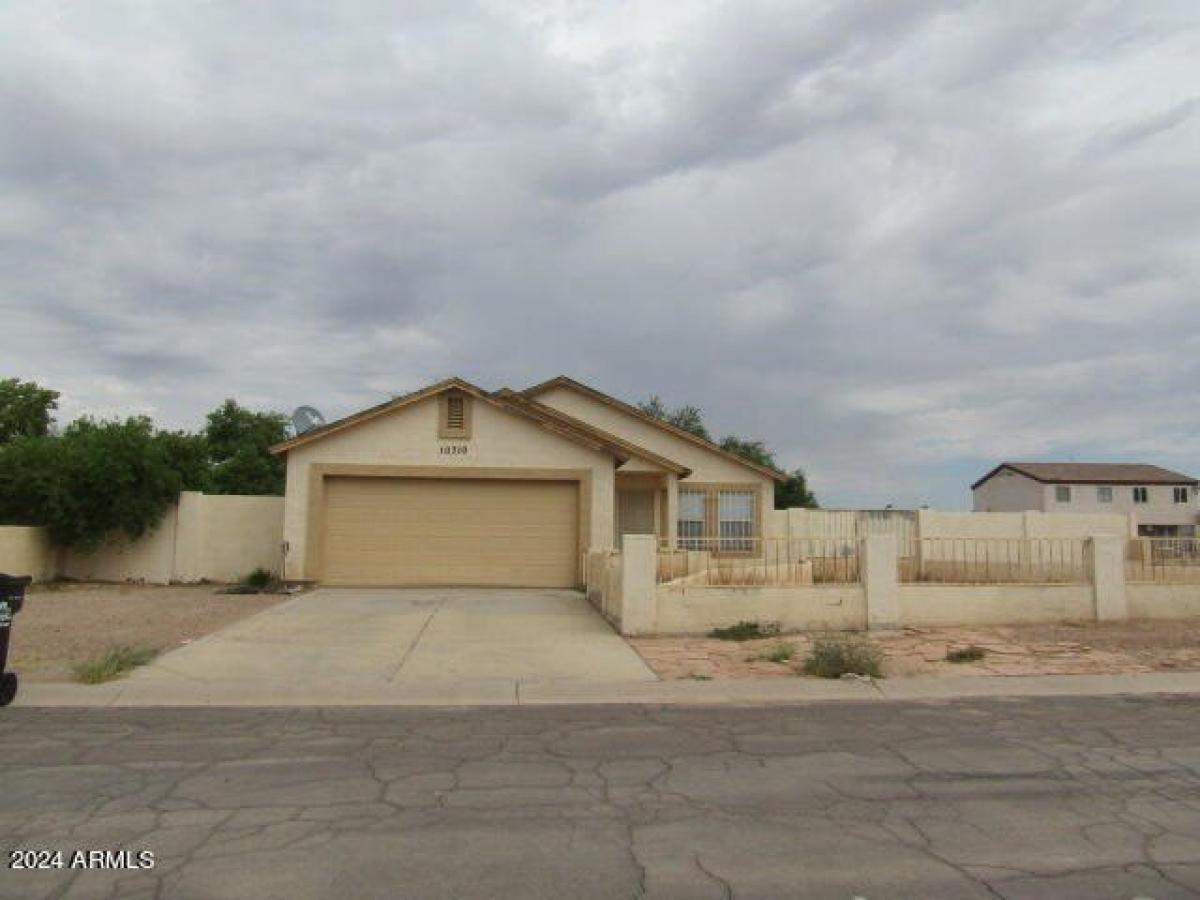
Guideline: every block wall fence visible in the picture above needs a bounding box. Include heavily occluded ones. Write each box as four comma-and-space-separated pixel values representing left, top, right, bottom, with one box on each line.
603, 533, 1197, 636
0, 492, 284, 584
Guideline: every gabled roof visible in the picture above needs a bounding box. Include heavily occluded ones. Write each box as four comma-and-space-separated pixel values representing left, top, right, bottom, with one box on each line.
494, 389, 691, 477
270, 377, 633, 461
522, 376, 788, 482
972, 462, 1199, 490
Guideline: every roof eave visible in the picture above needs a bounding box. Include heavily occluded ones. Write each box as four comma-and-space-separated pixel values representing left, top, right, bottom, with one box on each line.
523, 376, 788, 483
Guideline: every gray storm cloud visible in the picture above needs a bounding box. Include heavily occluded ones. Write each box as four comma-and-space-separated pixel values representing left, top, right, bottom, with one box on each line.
1, 0, 1197, 507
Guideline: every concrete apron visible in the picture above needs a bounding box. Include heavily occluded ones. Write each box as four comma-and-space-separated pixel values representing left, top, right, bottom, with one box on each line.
52, 587, 659, 706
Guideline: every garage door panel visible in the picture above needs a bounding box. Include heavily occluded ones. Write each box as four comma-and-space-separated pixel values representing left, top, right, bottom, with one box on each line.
321, 477, 579, 587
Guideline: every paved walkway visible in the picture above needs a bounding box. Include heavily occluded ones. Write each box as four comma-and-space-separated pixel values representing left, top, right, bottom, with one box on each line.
3, 696, 1199, 899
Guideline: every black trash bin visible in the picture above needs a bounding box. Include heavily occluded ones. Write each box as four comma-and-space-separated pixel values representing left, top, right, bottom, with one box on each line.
0, 573, 31, 707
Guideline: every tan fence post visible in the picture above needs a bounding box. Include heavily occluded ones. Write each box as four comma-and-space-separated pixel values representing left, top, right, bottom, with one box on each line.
1090, 535, 1128, 621
619, 534, 658, 635
863, 533, 900, 630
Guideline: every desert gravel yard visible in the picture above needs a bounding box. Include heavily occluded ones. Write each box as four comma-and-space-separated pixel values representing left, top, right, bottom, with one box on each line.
8, 583, 287, 682
631, 619, 1200, 680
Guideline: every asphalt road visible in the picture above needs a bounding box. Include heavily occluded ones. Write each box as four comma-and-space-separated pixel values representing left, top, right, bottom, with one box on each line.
2, 696, 1199, 900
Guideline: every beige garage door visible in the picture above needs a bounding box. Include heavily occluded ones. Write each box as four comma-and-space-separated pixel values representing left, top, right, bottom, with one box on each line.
321, 477, 579, 587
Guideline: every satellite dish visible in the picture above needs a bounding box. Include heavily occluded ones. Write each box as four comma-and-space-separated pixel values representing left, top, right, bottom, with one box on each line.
291, 406, 326, 435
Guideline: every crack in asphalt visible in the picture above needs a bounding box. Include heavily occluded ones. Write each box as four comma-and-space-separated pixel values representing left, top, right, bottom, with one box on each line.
0, 696, 1198, 899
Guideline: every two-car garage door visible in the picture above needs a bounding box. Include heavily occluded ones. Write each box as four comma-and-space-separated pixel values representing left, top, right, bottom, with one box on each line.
321, 476, 579, 587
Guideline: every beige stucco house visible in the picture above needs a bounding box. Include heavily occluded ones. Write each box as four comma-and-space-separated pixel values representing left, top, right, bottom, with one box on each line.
972, 462, 1199, 537
271, 376, 784, 587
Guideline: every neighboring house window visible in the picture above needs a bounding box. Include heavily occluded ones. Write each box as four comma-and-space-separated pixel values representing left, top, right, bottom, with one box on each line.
1055, 486, 1071, 503
1097, 486, 1113, 503
678, 490, 706, 549
438, 392, 471, 439
718, 490, 756, 552
1174, 487, 1191, 504
1133, 486, 1149, 504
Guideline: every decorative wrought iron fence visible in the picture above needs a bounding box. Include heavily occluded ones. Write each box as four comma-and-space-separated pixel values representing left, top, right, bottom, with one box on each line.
899, 538, 1090, 584
1125, 538, 1200, 583
657, 537, 859, 586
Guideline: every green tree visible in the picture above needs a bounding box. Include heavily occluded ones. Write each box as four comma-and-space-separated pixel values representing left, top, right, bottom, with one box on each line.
637, 395, 711, 440
775, 468, 819, 509
720, 437, 819, 508
0, 378, 59, 443
156, 429, 211, 492
0, 417, 184, 549
718, 437, 775, 469
204, 400, 289, 495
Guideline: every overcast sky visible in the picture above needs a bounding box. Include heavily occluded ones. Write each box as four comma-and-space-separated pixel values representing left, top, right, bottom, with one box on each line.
2, 1, 1197, 509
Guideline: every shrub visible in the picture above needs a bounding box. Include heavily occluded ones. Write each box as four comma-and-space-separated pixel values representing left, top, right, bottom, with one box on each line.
709, 621, 781, 641
0, 418, 186, 549
753, 642, 795, 664
801, 634, 883, 679
241, 567, 275, 589
946, 645, 987, 663
73, 646, 159, 684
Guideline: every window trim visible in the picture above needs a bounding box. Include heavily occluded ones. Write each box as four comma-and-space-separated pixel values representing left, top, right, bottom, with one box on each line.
1096, 486, 1113, 503
675, 482, 764, 556
1174, 486, 1190, 504
1055, 485, 1071, 503
437, 391, 472, 439
1132, 486, 1149, 504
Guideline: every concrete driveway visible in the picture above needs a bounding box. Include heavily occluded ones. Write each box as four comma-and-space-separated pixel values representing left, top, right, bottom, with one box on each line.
119, 588, 656, 703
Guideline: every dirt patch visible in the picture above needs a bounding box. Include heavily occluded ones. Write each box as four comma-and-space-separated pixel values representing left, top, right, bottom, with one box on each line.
630, 619, 1200, 681
8, 582, 288, 682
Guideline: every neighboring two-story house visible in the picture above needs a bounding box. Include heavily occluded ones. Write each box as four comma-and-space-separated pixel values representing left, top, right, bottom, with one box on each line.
972, 462, 1199, 537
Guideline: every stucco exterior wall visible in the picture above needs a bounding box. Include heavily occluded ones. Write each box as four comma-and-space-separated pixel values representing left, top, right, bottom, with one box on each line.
0, 527, 57, 582
536, 386, 772, 483
1127, 584, 1200, 620
585, 549, 623, 626
899, 584, 1095, 626
1, 493, 284, 584
652, 584, 866, 635
175, 493, 285, 583
62, 509, 179, 584
281, 395, 617, 580
973, 470, 1045, 512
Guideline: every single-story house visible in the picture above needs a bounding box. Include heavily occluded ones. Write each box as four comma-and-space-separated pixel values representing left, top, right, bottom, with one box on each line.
271, 376, 785, 587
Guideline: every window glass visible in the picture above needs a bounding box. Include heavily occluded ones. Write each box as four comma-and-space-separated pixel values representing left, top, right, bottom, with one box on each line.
1055, 486, 1071, 503
678, 490, 706, 549
1174, 487, 1190, 503
1133, 487, 1148, 504
718, 490, 755, 551
1097, 486, 1113, 503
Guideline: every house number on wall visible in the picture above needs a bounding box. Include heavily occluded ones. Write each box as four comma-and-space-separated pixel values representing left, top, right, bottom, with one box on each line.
439, 444, 469, 455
